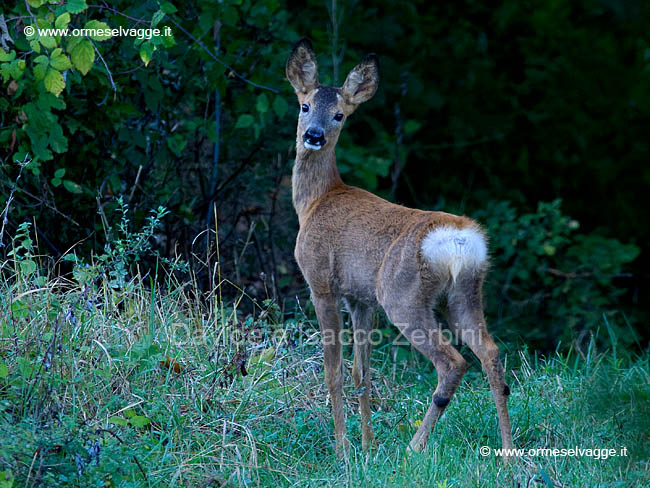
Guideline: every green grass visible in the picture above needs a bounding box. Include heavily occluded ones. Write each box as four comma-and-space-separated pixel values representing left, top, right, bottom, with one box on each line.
1, 267, 649, 487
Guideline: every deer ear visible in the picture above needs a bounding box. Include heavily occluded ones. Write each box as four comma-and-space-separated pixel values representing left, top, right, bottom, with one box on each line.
286, 38, 319, 94
342, 54, 379, 105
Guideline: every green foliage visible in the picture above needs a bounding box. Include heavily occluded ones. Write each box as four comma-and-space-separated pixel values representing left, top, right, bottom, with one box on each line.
69, 197, 187, 290
476, 199, 640, 349
6, 222, 39, 281
0, 0, 297, 261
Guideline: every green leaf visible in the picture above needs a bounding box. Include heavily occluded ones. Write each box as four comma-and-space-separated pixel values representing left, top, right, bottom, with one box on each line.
50, 48, 72, 71
161, 31, 176, 48
33, 63, 47, 81
66, 0, 87, 14
0, 363, 8, 379
160, 1, 178, 14
140, 42, 154, 66
54, 168, 66, 178
0, 49, 16, 62
44, 67, 65, 96
20, 260, 37, 275
38, 89, 65, 109
256, 93, 269, 113
66, 35, 82, 52
51, 177, 62, 187
29, 134, 53, 161
234, 114, 254, 129
166, 134, 187, 156
152, 9, 165, 27
0, 65, 10, 83
128, 415, 151, 428
38, 26, 57, 50
0, 471, 14, 488
108, 416, 127, 426
40, 36, 57, 50
272, 96, 288, 118
30, 40, 41, 53
17, 357, 35, 377
84, 20, 112, 41
49, 123, 68, 153
70, 40, 94, 75
63, 180, 83, 194
543, 244, 556, 256
11, 300, 29, 319
4, 60, 26, 80
404, 120, 422, 135
55, 12, 70, 30
223, 6, 239, 25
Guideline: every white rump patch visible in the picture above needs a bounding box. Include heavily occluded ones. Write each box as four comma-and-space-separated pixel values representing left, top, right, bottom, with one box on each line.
421, 226, 487, 282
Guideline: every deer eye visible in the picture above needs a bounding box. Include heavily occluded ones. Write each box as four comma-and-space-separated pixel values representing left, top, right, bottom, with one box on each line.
301, 104, 309, 113
333, 113, 344, 122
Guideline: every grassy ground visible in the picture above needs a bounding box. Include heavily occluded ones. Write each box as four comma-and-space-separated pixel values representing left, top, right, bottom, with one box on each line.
1, 266, 649, 487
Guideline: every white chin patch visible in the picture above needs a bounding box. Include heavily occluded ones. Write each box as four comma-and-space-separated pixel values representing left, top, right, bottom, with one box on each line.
304, 142, 322, 151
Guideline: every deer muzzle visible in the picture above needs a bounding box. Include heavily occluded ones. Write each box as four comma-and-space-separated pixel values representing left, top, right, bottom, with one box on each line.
303, 128, 326, 150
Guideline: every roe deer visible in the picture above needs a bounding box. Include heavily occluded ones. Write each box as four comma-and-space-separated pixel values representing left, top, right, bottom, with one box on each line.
286, 38, 513, 457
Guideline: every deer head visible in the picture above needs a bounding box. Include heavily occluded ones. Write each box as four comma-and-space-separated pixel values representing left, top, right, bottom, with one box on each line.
286, 38, 379, 152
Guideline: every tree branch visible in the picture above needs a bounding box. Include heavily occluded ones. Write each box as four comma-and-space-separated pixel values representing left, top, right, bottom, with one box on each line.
168, 16, 278, 93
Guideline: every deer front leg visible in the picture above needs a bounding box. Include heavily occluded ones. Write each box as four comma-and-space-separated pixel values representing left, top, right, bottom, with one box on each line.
345, 298, 376, 451
313, 294, 349, 458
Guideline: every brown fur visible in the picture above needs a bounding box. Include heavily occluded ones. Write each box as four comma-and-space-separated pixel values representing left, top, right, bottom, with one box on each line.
286, 39, 513, 458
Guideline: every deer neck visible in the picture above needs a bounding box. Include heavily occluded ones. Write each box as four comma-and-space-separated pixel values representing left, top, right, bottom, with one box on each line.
292, 143, 343, 225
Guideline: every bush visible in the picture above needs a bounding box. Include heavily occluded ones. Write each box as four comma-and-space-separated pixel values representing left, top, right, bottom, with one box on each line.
475, 199, 640, 351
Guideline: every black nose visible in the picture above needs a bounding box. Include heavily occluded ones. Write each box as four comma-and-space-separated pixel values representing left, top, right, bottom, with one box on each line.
303, 128, 326, 147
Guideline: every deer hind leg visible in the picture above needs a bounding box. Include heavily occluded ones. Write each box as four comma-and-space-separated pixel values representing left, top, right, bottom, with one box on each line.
447, 274, 514, 452
345, 298, 376, 451
312, 293, 349, 458
382, 302, 467, 452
